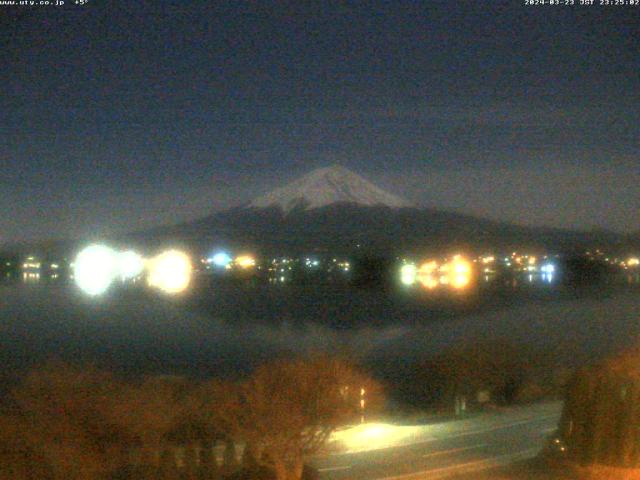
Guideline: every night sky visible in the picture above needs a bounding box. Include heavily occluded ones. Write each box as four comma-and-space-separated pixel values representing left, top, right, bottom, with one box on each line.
1, 1, 638, 243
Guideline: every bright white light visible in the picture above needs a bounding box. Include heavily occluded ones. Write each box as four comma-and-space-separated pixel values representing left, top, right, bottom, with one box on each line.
210, 252, 232, 268
74, 244, 118, 296
541, 264, 555, 274
400, 264, 417, 285
148, 250, 192, 294
118, 250, 145, 280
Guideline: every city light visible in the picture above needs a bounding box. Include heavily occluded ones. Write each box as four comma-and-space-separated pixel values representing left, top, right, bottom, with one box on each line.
628, 257, 639, 267
118, 250, 145, 280
235, 254, 256, 269
338, 261, 350, 272
206, 252, 233, 268
148, 250, 192, 294
210, 251, 232, 268
400, 264, 417, 286
74, 244, 119, 296
541, 263, 556, 283
410, 257, 474, 290
541, 264, 556, 274
417, 261, 439, 290
447, 255, 472, 290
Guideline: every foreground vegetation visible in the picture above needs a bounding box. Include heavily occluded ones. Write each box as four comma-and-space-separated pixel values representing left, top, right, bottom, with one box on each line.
0, 339, 580, 480
0, 356, 382, 480
468, 347, 640, 480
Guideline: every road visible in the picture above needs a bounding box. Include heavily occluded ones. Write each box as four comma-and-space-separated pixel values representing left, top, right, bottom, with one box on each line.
311, 401, 562, 480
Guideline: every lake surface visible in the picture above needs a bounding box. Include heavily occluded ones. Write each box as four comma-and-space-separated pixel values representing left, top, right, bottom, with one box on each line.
1, 282, 639, 386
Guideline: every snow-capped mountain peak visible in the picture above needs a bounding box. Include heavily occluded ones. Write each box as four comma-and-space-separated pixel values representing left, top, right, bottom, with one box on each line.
248, 165, 412, 213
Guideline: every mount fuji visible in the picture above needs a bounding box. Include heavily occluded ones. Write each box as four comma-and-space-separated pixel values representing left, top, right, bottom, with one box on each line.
248, 165, 412, 213
8, 166, 633, 256
123, 166, 627, 255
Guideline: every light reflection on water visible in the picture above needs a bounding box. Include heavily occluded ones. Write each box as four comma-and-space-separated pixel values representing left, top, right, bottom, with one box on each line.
0, 281, 639, 380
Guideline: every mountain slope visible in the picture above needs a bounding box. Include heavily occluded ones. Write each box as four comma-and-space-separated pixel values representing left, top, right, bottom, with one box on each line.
249, 165, 412, 213
118, 166, 630, 254
125, 202, 626, 256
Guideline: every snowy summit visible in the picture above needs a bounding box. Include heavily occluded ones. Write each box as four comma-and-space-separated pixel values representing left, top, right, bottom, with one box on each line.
249, 165, 412, 213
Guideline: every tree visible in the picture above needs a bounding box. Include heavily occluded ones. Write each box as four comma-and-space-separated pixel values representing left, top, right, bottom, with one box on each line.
176, 379, 243, 478
8, 362, 192, 479
0, 357, 382, 480
414, 341, 535, 410
559, 348, 640, 468
8, 361, 132, 480
108, 375, 188, 471
232, 355, 383, 480
0, 413, 54, 480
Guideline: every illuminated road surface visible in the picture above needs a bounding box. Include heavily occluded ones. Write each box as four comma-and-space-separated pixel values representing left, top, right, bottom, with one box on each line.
312, 401, 562, 480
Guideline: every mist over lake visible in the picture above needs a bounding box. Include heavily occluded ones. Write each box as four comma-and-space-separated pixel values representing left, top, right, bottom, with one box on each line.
1, 283, 639, 385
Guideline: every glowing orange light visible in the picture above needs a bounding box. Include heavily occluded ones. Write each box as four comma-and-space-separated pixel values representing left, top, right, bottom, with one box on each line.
450, 274, 471, 289
453, 261, 470, 275
444, 255, 473, 290
423, 275, 440, 289
419, 261, 438, 274
417, 260, 439, 289
235, 255, 256, 269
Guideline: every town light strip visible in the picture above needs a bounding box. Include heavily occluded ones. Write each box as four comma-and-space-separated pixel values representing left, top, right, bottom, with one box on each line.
74, 245, 193, 296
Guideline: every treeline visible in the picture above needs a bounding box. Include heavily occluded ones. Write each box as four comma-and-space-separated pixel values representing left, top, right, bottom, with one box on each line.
0, 356, 382, 480
0, 341, 571, 479
387, 340, 571, 414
